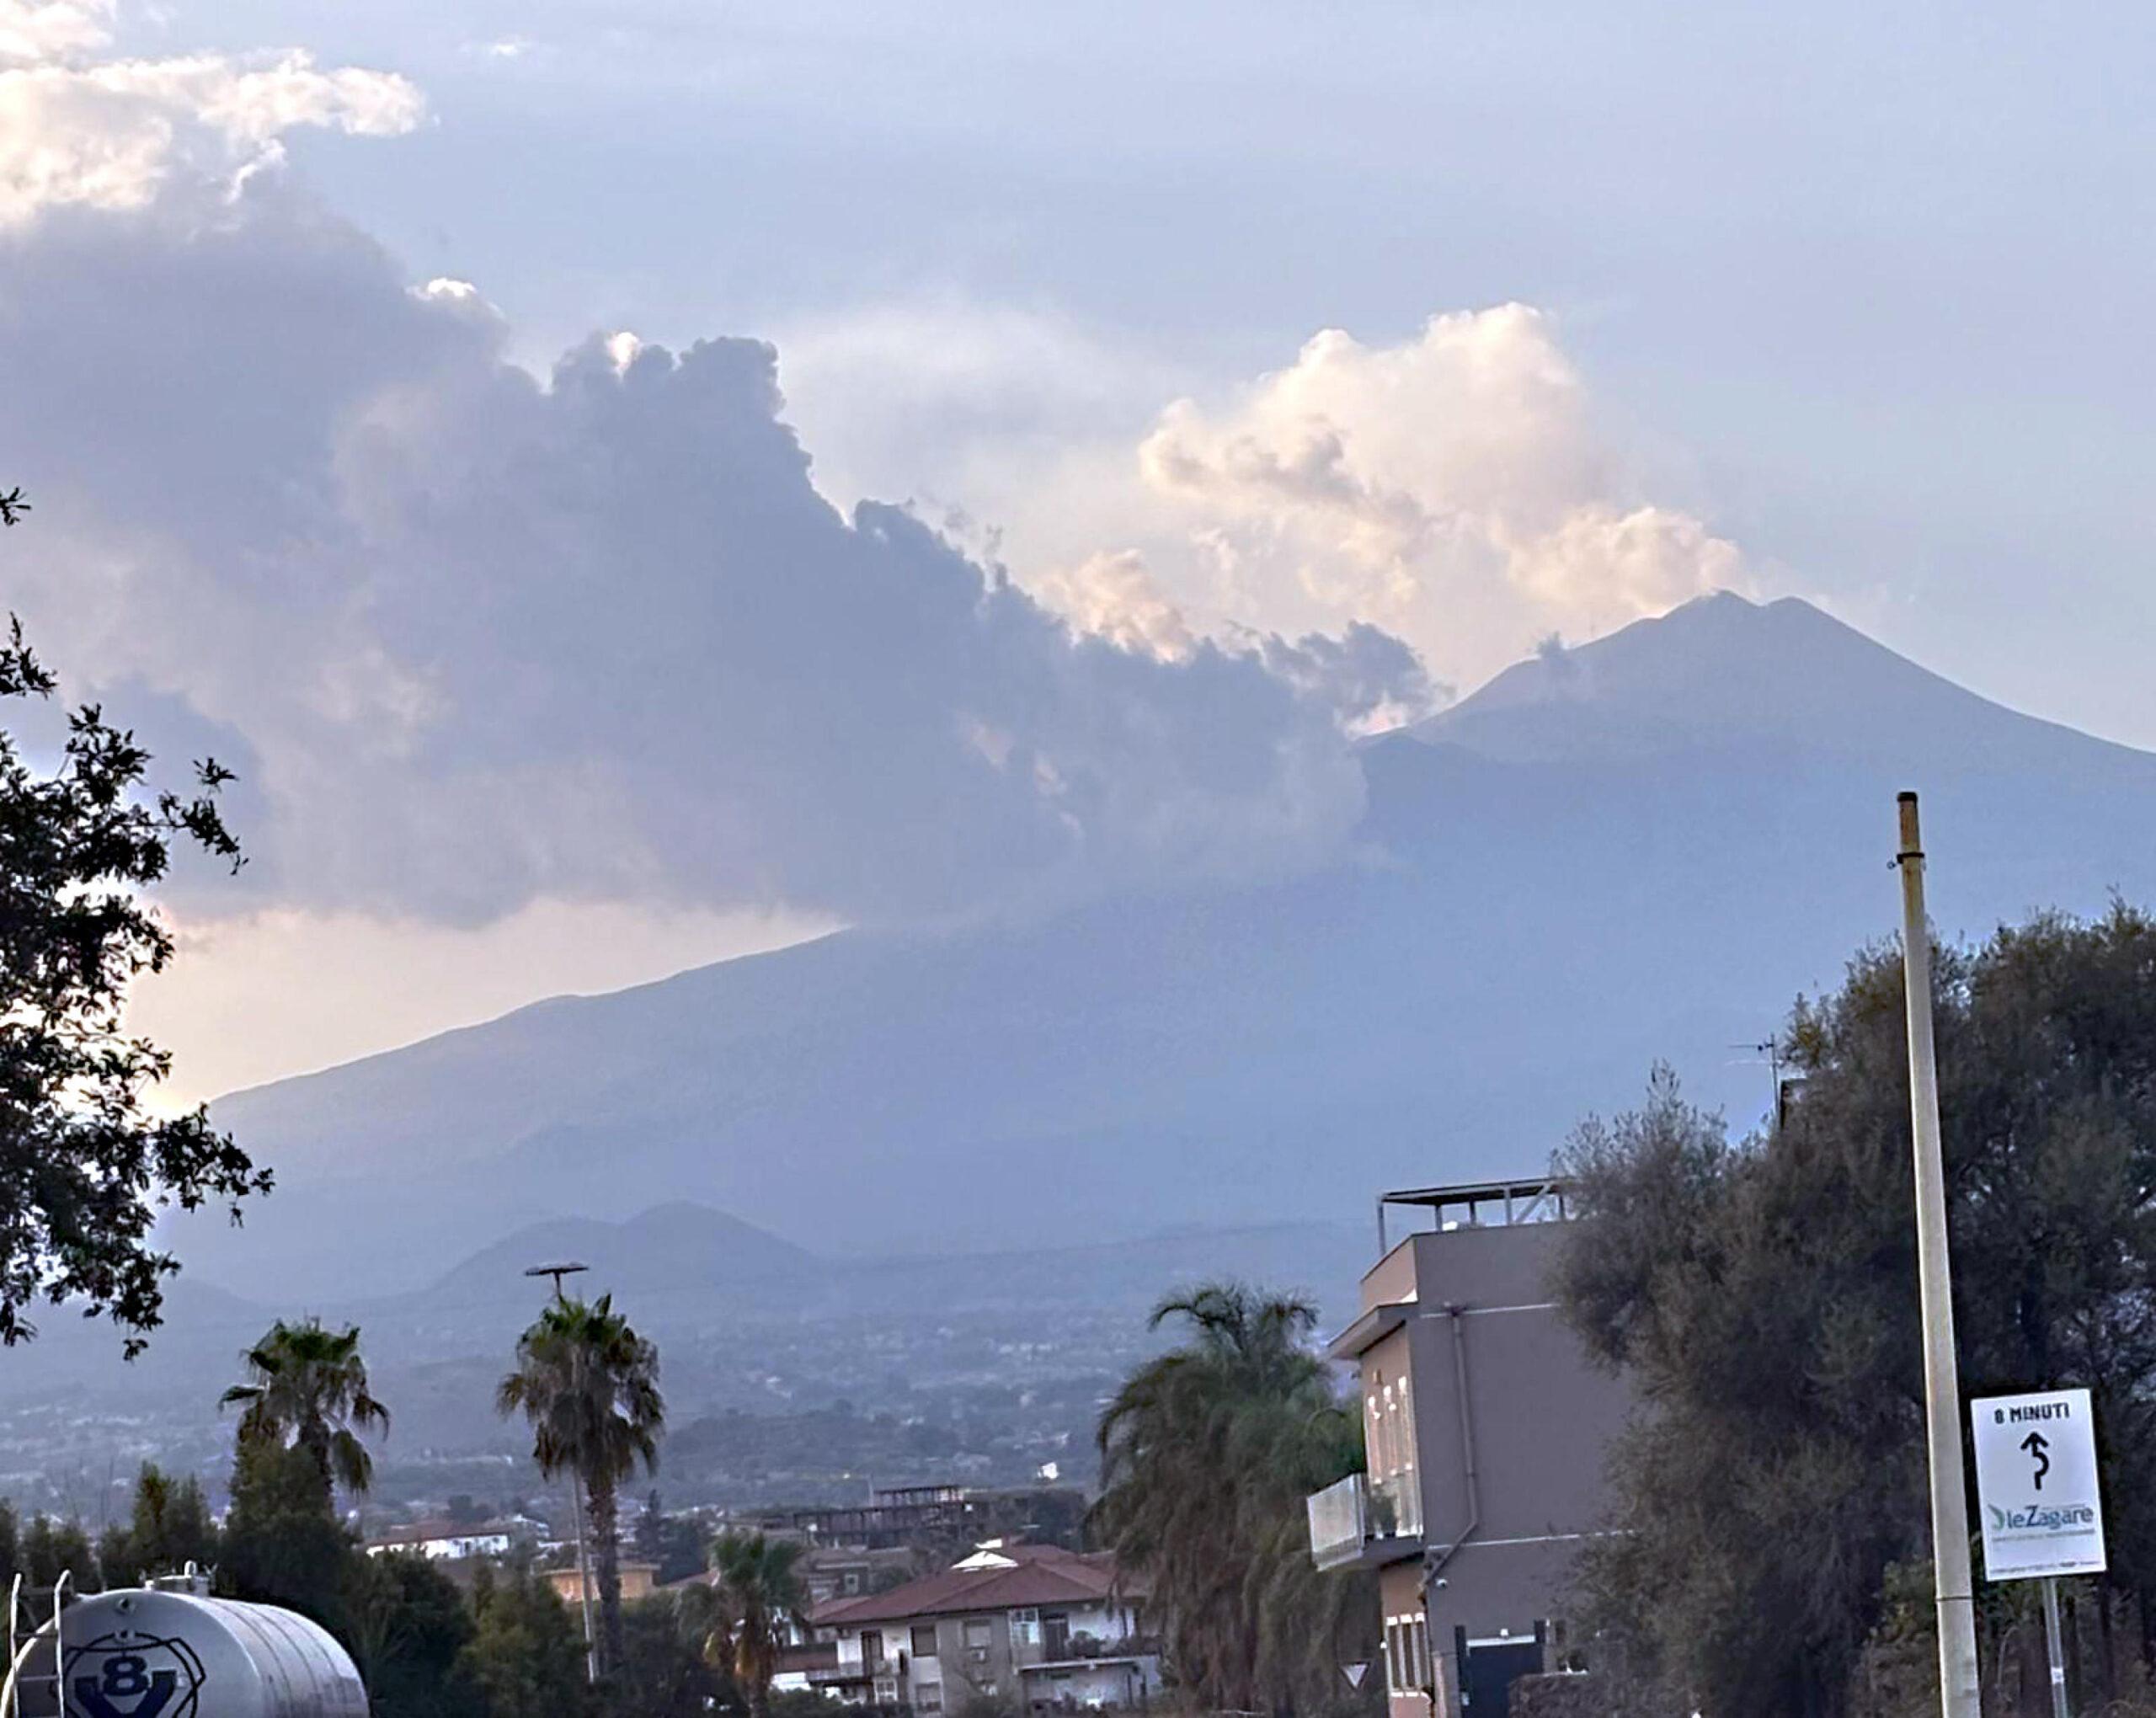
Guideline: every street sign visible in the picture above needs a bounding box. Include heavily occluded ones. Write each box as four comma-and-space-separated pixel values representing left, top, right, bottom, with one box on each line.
1972, 1389, 2106, 1582
1341, 1663, 1369, 1690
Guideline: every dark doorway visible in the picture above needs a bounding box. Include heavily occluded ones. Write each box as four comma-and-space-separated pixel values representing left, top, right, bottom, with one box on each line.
1460, 1640, 1540, 1714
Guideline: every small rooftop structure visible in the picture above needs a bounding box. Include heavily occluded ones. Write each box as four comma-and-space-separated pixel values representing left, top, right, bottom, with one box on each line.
1374, 1176, 1572, 1253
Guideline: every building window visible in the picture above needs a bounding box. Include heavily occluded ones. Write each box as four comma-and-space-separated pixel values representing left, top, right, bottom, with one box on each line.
912, 1625, 938, 1658
1383, 1616, 1430, 1695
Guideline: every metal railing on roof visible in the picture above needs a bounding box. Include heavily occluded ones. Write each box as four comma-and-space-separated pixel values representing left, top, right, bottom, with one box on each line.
1374, 1177, 1572, 1253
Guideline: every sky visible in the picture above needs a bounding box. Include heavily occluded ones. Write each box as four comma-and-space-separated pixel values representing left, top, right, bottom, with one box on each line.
5, 0, 2155, 1104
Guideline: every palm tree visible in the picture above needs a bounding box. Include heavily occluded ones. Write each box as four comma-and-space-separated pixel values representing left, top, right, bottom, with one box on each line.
1091, 1281, 1373, 1716
701, 1530, 807, 1718
221, 1318, 390, 1497
497, 1293, 664, 1676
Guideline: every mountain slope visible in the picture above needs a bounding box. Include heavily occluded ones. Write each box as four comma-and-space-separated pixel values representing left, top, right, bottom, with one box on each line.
1416, 591, 2153, 771
176, 593, 2156, 1301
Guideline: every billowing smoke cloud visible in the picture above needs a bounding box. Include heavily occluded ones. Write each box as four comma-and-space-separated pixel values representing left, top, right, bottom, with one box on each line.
0, 14, 1427, 929
1123, 303, 1748, 682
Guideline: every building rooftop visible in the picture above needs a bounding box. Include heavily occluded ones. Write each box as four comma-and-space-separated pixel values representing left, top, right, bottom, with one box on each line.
814, 1544, 1136, 1627
1374, 1176, 1573, 1251
366, 1518, 525, 1549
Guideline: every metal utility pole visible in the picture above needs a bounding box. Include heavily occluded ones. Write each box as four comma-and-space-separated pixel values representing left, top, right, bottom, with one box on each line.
1894, 792, 1982, 1718
524, 1262, 599, 1683
2041, 1577, 2071, 1718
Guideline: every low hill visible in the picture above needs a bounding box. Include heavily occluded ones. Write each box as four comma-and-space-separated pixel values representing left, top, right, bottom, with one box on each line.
424, 1203, 817, 1309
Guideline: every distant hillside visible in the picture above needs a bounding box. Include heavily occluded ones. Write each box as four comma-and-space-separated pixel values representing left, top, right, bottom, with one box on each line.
172, 592, 2156, 1303
425, 1203, 816, 1308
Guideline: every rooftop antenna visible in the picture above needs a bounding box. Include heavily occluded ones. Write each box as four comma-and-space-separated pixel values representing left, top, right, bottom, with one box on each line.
1727, 1036, 1785, 1128
523, 1261, 589, 1302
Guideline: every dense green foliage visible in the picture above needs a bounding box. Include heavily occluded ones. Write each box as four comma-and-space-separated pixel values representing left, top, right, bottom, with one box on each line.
1554, 907, 2156, 1717
617, 1587, 734, 1717
1092, 1282, 1378, 1717
498, 1293, 664, 1676
697, 1529, 807, 1718
222, 1317, 392, 1495
97, 1465, 217, 1587
634, 1491, 712, 1583
347, 1552, 482, 1718
0, 489, 267, 1352
221, 1437, 357, 1625
460, 1558, 595, 1718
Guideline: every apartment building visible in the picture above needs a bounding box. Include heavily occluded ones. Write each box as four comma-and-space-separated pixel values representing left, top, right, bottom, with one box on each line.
814, 1542, 1158, 1713
1307, 1180, 1629, 1718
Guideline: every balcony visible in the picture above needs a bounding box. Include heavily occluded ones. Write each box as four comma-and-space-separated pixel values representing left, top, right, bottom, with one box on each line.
1019, 1636, 1155, 1671
808, 1653, 903, 1687
1306, 1470, 1422, 1571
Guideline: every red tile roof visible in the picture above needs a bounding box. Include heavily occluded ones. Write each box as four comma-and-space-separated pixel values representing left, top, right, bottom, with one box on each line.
814, 1545, 1138, 1627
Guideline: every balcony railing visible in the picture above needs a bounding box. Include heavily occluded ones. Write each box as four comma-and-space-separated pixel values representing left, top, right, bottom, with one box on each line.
808, 1654, 903, 1685
1305, 1470, 1422, 1571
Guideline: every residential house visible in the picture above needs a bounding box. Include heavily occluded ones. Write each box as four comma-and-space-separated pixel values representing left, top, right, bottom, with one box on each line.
547, 1561, 659, 1608
363, 1519, 527, 1562
801, 1545, 920, 1607
814, 1542, 1158, 1714
1308, 1180, 1630, 1718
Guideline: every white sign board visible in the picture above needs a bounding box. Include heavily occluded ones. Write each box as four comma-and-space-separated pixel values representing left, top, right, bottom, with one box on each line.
1972, 1389, 2106, 1582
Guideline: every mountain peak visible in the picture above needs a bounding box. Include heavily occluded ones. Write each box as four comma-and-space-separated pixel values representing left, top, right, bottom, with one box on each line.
1412, 590, 2136, 771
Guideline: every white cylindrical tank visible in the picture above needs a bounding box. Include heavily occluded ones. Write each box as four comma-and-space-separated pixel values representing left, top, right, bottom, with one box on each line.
45, 1588, 368, 1718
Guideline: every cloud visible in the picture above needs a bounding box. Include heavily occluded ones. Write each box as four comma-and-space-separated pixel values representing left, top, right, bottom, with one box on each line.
1130, 304, 1748, 680
0, 0, 421, 224
1031, 551, 1197, 662
1246, 622, 1446, 739
771, 298, 1751, 699
0, 0, 106, 62
0, 37, 1424, 931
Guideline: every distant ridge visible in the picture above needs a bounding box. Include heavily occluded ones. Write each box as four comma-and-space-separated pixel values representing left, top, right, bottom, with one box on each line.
423, 1203, 815, 1305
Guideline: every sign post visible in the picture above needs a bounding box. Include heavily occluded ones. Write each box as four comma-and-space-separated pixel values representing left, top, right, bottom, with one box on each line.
1895, 794, 1983, 1718
1972, 1388, 2106, 1718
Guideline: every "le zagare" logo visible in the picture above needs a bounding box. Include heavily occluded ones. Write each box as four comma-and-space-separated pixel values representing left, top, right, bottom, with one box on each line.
1991, 1502, 2098, 1534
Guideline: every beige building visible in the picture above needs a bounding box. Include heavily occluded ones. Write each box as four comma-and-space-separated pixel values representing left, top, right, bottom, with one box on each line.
547, 1560, 659, 1608
1308, 1180, 1629, 1718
